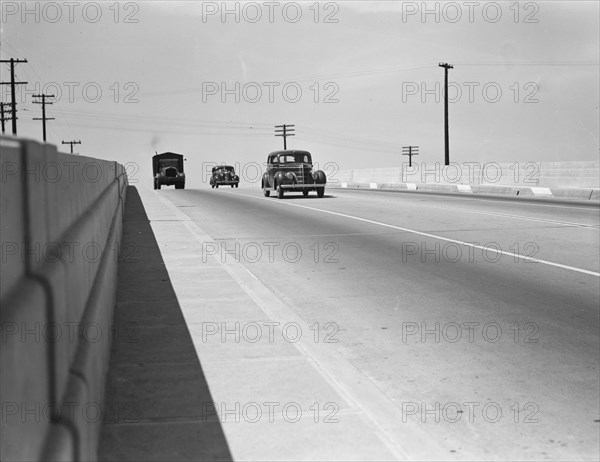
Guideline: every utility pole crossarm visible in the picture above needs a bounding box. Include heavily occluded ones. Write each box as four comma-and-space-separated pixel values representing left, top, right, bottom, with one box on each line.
274, 124, 295, 149
62, 140, 82, 154
0, 102, 15, 134
402, 145, 420, 168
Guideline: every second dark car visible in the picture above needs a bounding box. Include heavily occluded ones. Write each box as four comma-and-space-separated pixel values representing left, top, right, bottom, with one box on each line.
210, 165, 240, 188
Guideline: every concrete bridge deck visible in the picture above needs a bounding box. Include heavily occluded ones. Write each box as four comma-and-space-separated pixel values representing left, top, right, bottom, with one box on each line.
98, 184, 599, 461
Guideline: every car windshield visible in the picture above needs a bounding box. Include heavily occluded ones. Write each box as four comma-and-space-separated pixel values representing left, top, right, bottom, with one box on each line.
277, 153, 311, 163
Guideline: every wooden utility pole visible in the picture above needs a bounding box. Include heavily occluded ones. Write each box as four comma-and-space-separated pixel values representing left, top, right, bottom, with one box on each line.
0, 58, 28, 135
32, 94, 55, 142
402, 146, 419, 167
274, 124, 295, 149
439, 62, 453, 166
62, 140, 81, 154
0, 102, 14, 134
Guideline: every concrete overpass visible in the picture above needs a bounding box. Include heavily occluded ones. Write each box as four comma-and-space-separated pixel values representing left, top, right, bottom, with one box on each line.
1, 137, 599, 461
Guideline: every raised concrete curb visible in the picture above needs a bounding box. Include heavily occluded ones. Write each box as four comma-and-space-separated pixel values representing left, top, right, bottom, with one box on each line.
330, 162, 599, 201
330, 182, 599, 201
1, 137, 128, 461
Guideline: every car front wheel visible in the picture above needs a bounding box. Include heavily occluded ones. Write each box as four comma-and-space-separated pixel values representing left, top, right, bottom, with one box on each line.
317, 187, 324, 198
277, 185, 284, 199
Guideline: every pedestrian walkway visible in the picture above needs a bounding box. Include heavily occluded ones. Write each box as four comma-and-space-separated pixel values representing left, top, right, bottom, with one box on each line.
98, 187, 232, 461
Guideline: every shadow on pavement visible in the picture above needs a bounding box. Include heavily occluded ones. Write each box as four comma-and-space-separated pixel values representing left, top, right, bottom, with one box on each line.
98, 186, 232, 462
269, 194, 337, 200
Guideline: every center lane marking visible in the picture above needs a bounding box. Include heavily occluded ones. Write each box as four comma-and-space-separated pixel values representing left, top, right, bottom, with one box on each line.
230, 192, 600, 277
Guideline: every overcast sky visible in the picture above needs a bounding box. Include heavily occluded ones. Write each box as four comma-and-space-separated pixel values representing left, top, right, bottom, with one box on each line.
1, 1, 598, 186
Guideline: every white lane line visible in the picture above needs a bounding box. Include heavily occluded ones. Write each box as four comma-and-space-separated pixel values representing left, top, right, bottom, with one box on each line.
240, 264, 258, 280
231, 192, 600, 278
417, 204, 599, 229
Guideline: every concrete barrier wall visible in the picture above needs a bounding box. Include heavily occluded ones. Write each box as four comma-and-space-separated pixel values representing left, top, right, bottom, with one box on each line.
330, 161, 599, 200
0, 137, 128, 461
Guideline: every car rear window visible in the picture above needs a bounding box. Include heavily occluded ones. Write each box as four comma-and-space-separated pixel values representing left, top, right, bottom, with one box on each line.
276, 154, 310, 163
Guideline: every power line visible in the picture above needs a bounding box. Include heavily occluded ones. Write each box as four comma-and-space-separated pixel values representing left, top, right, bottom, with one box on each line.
301, 126, 400, 153
0, 40, 76, 142
0, 58, 28, 134
0, 39, 24, 59
56, 108, 273, 130
454, 61, 599, 67
32, 94, 55, 142
0, 47, 18, 59
16, 60, 76, 142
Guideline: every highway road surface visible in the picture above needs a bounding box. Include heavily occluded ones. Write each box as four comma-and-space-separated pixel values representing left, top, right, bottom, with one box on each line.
136, 186, 599, 461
